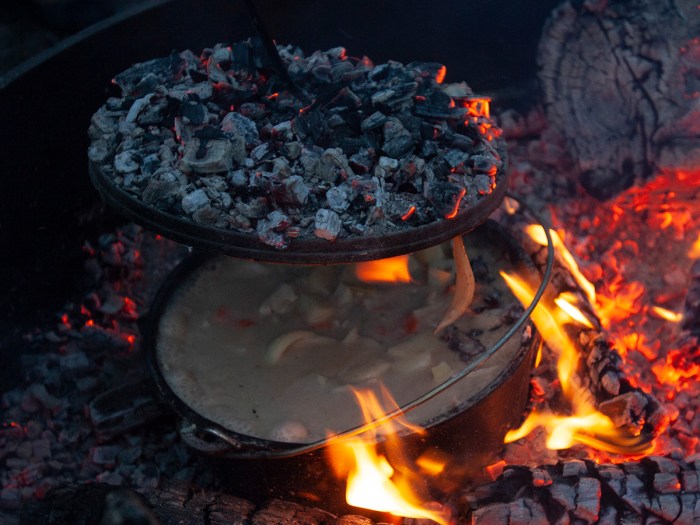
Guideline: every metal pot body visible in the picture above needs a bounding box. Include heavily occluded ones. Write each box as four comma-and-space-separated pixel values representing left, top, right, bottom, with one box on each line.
143, 220, 539, 508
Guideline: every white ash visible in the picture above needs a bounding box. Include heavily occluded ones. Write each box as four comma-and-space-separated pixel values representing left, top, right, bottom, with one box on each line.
88, 39, 505, 249
0, 225, 196, 520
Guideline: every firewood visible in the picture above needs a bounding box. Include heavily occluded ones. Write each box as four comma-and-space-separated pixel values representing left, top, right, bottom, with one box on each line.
538, 0, 700, 200
457, 457, 700, 525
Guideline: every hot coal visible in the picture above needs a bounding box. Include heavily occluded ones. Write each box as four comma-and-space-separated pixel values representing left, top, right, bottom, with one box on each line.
88, 40, 505, 249
0, 227, 194, 523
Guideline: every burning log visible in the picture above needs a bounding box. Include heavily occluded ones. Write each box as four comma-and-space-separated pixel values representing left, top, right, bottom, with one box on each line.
537, 0, 700, 200
20, 456, 700, 525
458, 457, 700, 525
497, 213, 667, 461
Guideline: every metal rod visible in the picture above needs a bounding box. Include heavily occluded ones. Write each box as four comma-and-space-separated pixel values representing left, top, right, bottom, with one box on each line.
242, 0, 311, 106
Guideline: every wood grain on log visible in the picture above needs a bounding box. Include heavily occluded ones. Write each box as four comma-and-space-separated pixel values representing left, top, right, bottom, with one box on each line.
538, 0, 700, 200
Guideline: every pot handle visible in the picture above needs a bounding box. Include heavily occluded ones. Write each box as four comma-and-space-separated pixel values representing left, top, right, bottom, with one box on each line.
178, 419, 243, 454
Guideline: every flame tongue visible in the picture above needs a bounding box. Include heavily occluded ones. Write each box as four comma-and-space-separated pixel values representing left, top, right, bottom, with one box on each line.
327, 388, 449, 525
500, 269, 655, 456
355, 255, 412, 283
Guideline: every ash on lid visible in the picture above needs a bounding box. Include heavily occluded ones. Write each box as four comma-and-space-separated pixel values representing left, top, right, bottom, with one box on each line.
88, 40, 505, 249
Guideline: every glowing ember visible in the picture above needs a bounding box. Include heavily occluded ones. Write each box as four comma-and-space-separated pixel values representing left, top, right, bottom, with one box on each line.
485, 460, 506, 481
435, 65, 447, 84
462, 98, 491, 119
401, 206, 417, 221
444, 188, 467, 220
326, 388, 449, 525
355, 255, 412, 283
651, 347, 700, 393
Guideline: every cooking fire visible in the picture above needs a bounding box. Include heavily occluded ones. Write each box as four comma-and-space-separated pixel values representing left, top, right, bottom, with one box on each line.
2, 1, 700, 524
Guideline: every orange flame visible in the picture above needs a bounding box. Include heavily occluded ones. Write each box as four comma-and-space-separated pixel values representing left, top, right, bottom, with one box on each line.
689, 233, 700, 259
554, 292, 595, 329
326, 387, 449, 525
595, 281, 645, 330
355, 255, 412, 283
650, 306, 683, 323
500, 271, 654, 456
500, 272, 580, 395
525, 226, 596, 305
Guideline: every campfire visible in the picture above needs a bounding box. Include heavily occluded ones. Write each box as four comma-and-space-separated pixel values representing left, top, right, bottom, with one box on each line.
2, 1, 700, 525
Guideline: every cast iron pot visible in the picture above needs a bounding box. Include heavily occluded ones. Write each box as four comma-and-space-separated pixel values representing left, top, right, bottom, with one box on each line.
0, 0, 560, 507
142, 220, 541, 508
0, 0, 561, 321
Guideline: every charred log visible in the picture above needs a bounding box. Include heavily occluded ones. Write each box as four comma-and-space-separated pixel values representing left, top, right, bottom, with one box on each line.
538, 0, 700, 200
19, 480, 376, 525
458, 457, 700, 525
682, 259, 700, 338
19, 483, 160, 525
509, 215, 667, 440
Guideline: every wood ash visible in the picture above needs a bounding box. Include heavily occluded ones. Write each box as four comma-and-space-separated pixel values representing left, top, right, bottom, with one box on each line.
88, 39, 505, 249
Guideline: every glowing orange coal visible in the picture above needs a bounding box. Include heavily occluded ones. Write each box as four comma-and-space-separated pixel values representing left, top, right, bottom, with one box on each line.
462, 98, 491, 119
652, 347, 700, 399
355, 255, 412, 283
435, 65, 447, 84
326, 387, 449, 525
444, 188, 467, 220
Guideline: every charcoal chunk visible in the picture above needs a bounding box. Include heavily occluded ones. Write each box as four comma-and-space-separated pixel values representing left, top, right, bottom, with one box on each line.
427, 181, 465, 218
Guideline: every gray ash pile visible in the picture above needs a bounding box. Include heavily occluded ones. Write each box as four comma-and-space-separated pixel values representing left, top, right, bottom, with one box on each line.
88, 39, 505, 250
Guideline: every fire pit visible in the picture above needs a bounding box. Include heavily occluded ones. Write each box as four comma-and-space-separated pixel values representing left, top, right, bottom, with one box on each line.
3, 1, 700, 524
